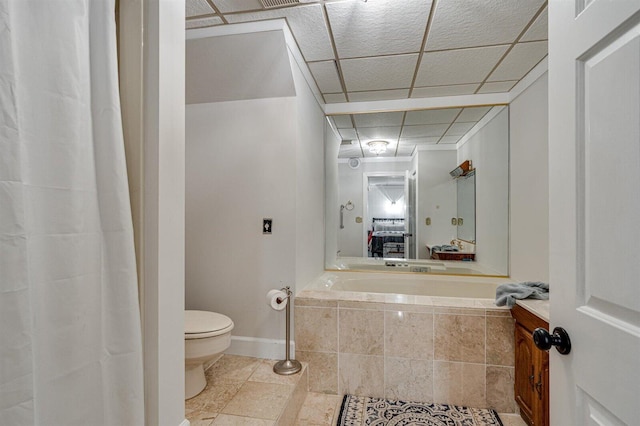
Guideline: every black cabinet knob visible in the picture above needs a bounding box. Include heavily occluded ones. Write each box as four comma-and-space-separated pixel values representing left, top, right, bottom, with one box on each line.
533, 327, 571, 355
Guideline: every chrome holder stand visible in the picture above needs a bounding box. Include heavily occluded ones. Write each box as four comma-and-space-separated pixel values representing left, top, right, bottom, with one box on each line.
273, 286, 302, 375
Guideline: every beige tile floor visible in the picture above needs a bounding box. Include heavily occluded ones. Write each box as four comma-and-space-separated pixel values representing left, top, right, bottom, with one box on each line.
187, 354, 527, 426
186, 354, 307, 425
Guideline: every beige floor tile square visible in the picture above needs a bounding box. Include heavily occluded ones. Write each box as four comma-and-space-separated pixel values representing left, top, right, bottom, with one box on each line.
190, 419, 216, 426
212, 414, 275, 425
295, 392, 343, 425
221, 381, 293, 420
249, 359, 306, 386
205, 354, 262, 384
186, 409, 217, 423
497, 413, 527, 426
186, 381, 244, 414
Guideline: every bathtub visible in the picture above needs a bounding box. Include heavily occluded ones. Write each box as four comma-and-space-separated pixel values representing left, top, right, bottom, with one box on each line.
295, 271, 517, 411
301, 271, 509, 302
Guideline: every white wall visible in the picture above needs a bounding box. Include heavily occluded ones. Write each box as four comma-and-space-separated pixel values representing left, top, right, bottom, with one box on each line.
509, 73, 549, 282
324, 123, 341, 267
185, 34, 325, 358
458, 107, 510, 274
186, 97, 297, 353
186, 31, 295, 104
290, 51, 326, 294
416, 150, 458, 259
337, 159, 413, 257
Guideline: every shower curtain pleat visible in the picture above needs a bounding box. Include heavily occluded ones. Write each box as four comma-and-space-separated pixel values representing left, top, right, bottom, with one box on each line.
0, 1, 144, 424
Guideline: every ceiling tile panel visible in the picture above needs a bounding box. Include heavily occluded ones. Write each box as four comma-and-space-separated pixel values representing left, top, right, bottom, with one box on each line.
521, 7, 548, 42
308, 61, 343, 93
487, 41, 547, 82
324, 93, 347, 103
186, 16, 224, 29
225, 4, 334, 61
439, 136, 462, 144
456, 106, 492, 122
445, 122, 476, 136
338, 128, 358, 140
411, 84, 479, 98
326, 0, 431, 58
357, 126, 402, 141
213, 0, 263, 13
187, 0, 215, 17
339, 145, 363, 158
341, 54, 418, 92
353, 112, 404, 128
348, 89, 410, 102
399, 136, 440, 145
477, 80, 518, 93
332, 115, 354, 129
404, 108, 461, 125
401, 124, 449, 138
396, 145, 416, 157
425, 0, 545, 51
415, 45, 509, 87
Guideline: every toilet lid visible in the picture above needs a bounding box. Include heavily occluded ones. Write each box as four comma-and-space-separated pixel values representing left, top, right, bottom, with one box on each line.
185, 310, 234, 338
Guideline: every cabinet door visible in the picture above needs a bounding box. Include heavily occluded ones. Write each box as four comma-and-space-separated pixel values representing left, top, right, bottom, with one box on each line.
514, 323, 535, 425
533, 349, 549, 426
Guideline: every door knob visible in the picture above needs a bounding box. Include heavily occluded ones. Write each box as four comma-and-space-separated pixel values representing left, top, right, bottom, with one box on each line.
533, 327, 571, 355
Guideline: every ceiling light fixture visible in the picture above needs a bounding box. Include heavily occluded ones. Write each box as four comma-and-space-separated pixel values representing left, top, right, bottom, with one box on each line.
367, 140, 389, 155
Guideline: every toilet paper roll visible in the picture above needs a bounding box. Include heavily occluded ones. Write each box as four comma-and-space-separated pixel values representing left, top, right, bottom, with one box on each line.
267, 289, 288, 311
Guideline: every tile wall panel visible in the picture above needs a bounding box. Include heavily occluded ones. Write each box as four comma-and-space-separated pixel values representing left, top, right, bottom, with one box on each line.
295, 297, 516, 413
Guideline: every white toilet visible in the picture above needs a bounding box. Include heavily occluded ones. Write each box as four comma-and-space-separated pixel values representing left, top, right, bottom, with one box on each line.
185, 310, 234, 399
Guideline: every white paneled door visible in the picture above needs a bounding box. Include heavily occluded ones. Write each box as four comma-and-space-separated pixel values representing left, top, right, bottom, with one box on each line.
549, 0, 640, 425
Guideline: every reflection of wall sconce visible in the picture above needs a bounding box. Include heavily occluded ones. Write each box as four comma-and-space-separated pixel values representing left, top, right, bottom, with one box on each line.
450, 160, 472, 177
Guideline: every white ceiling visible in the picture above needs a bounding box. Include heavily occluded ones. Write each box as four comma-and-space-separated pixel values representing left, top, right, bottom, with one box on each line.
185, 0, 547, 157
332, 106, 494, 158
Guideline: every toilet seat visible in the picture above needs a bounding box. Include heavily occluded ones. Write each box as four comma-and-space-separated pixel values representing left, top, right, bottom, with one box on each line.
185, 310, 234, 339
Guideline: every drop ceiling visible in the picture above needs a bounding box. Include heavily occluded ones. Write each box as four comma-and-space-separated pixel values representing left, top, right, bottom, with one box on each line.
186, 0, 547, 157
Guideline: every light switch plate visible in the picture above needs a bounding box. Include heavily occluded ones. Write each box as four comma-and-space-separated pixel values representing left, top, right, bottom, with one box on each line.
263, 218, 272, 234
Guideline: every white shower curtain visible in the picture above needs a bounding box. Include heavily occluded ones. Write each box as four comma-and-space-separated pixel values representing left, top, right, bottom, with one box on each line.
0, 0, 144, 424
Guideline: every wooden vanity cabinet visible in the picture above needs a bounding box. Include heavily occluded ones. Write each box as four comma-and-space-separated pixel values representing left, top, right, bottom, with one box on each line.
511, 304, 549, 426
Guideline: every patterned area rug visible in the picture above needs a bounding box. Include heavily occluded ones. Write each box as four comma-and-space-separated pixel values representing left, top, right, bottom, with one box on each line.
336, 395, 504, 426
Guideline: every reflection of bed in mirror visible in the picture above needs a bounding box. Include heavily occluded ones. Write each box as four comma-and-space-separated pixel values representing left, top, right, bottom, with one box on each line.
368, 218, 405, 258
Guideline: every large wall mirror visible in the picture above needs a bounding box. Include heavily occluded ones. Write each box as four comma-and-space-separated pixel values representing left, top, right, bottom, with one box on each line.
325, 104, 509, 276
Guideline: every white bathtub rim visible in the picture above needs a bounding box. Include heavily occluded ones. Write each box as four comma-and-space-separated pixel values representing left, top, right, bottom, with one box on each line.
297, 271, 513, 310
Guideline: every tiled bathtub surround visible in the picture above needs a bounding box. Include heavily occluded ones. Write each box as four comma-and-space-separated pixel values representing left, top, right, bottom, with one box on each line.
295, 291, 515, 413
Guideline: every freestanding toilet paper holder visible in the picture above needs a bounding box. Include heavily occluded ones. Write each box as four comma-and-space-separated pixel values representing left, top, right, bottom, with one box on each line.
273, 286, 302, 375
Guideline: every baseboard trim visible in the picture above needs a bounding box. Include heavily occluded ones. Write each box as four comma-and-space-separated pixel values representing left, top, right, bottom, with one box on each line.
227, 336, 296, 360
179, 419, 190, 426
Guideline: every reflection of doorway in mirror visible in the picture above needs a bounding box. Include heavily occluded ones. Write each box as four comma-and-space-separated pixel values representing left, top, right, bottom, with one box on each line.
364, 173, 415, 259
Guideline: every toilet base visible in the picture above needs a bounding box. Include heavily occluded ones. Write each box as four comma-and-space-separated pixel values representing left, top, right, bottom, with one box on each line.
185, 363, 206, 400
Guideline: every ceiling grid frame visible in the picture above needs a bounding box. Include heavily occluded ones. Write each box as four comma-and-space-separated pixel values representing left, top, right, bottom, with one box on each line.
186, 0, 549, 157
